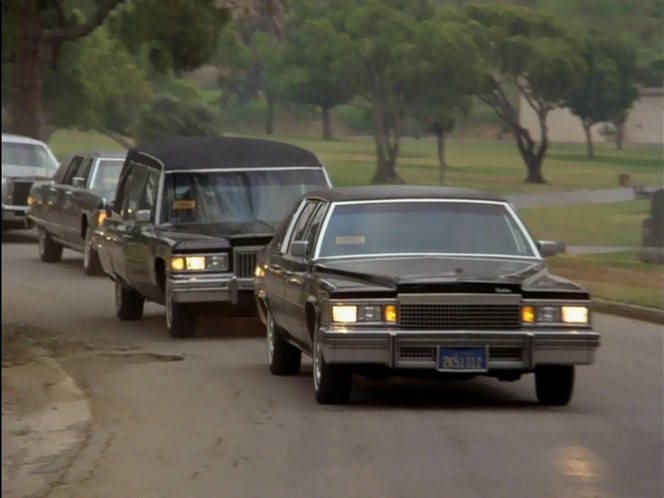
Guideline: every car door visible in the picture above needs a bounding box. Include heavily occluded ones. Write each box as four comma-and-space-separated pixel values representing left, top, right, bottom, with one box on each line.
51, 155, 83, 239
124, 166, 161, 299
62, 156, 94, 246
280, 200, 322, 340
284, 201, 327, 343
104, 162, 148, 284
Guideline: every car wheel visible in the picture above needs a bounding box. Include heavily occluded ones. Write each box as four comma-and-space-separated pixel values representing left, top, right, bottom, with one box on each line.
38, 226, 63, 263
266, 308, 301, 375
535, 365, 575, 405
83, 225, 103, 276
166, 287, 196, 338
115, 279, 144, 321
313, 318, 351, 404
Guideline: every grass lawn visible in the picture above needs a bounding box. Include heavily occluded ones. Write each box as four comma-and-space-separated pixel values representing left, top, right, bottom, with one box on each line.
547, 251, 663, 309
518, 200, 650, 247
48, 129, 663, 194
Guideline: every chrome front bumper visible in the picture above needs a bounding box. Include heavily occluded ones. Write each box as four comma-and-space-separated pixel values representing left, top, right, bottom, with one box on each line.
319, 328, 600, 370
2, 205, 31, 227
167, 273, 255, 304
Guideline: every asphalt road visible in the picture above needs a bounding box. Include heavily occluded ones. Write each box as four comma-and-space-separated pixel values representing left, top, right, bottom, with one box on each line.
2, 231, 662, 498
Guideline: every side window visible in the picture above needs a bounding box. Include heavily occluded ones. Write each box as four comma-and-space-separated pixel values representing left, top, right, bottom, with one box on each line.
137, 168, 160, 222
62, 156, 83, 185
76, 158, 94, 184
120, 165, 149, 220
304, 203, 327, 256
287, 201, 319, 257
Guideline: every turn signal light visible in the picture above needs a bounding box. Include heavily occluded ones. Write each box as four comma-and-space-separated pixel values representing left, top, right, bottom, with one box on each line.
384, 304, 397, 323
521, 305, 535, 323
97, 211, 107, 227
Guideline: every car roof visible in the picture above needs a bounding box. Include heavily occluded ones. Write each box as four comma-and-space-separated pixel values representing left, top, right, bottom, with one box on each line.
127, 136, 323, 170
2, 133, 49, 147
304, 185, 507, 203
69, 150, 127, 159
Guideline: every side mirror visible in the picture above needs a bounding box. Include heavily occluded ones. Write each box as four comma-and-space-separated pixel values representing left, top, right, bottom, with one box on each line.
135, 209, 151, 223
105, 201, 114, 217
538, 240, 562, 257
290, 240, 309, 258
72, 176, 85, 188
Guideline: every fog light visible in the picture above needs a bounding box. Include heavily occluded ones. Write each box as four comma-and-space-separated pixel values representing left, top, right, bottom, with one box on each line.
384, 304, 397, 323
522, 305, 535, 323
332, 305, 357, 323
97, 211, 107, 227
170, 257, 185, 271
562, 306, 588, 324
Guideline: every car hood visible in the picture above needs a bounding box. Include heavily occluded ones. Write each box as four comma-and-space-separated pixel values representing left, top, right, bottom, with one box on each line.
314, 255, 588, 297
2, 165, 53, 179
157, 220, 276, 251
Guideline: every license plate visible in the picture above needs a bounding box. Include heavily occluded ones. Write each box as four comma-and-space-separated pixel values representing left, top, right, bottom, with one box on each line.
437, 347, 487, 372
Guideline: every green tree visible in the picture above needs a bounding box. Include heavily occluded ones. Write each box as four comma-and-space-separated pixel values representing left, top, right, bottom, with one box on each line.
326, 0, 435, 183
467, 5, 585, 183
270, 3, 356, 140
43, 26, 152, 147
409, 17, 481, 183
565, 33, 639, 158
2, 0, 228, 139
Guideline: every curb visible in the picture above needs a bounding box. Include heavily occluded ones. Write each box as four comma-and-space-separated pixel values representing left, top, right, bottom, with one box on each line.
1, 352, 92, 498
593, 298, 664, 325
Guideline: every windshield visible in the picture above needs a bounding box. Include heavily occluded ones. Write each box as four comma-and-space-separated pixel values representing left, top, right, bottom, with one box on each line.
90, 159, 123, 197
318, 201, 535, 258
160, 169, 328, 226
2, 142, 57, 171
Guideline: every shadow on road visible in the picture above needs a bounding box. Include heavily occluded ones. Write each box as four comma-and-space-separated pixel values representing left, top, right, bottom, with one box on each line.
1, 230, 38, 244
139, 312, 264, 340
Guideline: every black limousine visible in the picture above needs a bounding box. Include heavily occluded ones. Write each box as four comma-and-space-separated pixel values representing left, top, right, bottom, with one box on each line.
29, 150, 126, 274
254, 186, 600, 405
93, 137, 331, 337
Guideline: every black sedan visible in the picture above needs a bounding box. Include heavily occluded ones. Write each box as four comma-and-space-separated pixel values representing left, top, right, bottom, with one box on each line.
254, 186, 600, 405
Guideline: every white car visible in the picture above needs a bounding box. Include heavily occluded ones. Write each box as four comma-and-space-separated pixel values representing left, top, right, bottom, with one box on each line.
2, 133, 59, 229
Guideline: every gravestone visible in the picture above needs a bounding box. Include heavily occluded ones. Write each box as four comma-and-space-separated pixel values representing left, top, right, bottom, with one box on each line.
639, 188, 664, 264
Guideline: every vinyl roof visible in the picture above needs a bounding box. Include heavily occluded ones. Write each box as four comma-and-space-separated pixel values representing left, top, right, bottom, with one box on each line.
127, 136, 323, 170
304, 185, 507, 203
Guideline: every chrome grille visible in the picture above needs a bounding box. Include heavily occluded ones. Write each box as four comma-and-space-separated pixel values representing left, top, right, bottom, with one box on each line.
233, 248, 259, 279
11, 181, 32, 206
488, 347, 523, 361
399, 347, 435, 360
399, 304, 520, 330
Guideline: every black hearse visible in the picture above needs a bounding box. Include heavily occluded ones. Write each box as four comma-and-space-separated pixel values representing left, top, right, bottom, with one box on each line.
93, 137, 331, 337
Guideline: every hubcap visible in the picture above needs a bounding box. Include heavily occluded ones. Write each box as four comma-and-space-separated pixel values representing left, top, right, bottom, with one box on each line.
266, 312, 274, 365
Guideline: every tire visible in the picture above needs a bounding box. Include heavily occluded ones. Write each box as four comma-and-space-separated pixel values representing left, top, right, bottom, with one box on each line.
535, 365, 575, 406
38, 226, 63, 263
83, 224, 103, 276
266, 308, 301, 375
166, 287, 196, 338
115, 280, 144, 321
313, 319, 351, 404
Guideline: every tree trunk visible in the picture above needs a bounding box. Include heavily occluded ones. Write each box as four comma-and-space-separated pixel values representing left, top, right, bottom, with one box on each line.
370, 100, 404, 184
8, 1, 45, 139
321, 106, 333, 140
582, 120, 594, 158
513, 125, 547, 184
434, 124, 446, 184
265, 92, 275, 135
615, 122, 624, 150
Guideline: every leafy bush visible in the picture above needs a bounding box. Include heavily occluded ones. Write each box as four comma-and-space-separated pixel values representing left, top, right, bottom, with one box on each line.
133, 93, 220, 143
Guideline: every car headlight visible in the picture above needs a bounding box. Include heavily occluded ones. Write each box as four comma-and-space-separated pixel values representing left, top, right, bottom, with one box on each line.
170, 253, 229, 271
254, 265, 266, 278
561, 306, 589, 324
522, 304, 588, 324
332, 303, 398, 324
332, 305, 357, 323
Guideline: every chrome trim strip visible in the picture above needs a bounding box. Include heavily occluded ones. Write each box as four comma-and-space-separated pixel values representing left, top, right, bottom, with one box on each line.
164, 166, 326, 174
398, 293, 520, 305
